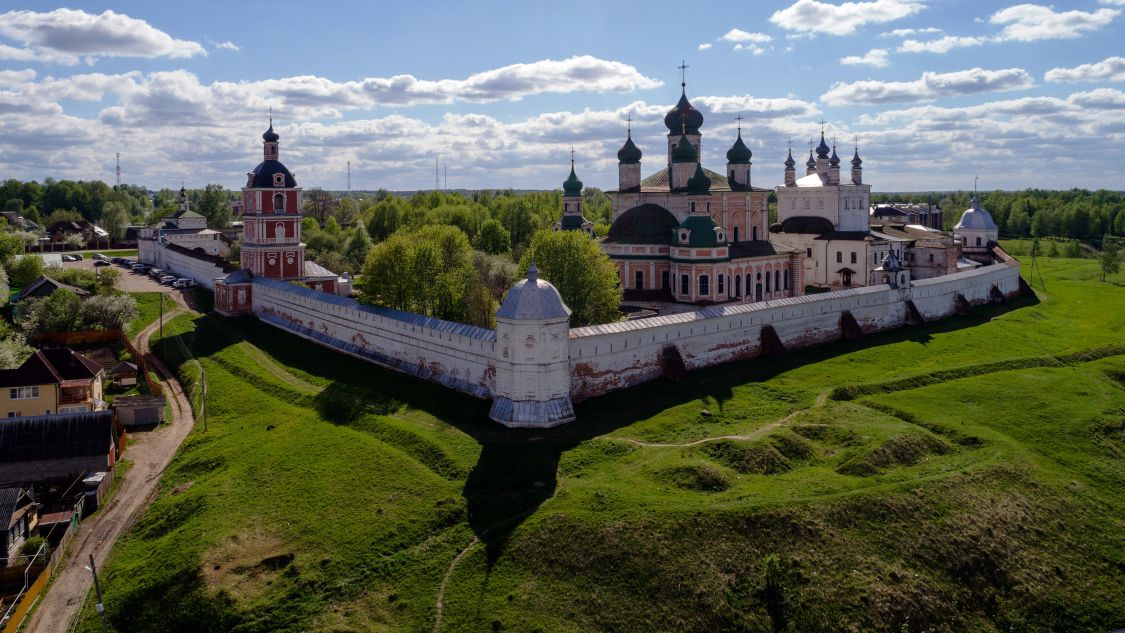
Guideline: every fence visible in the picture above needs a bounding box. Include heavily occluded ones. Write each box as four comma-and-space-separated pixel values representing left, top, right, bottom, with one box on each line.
37, 328, 122, 346
120, 331, 163, 397
0, 514, 76, 633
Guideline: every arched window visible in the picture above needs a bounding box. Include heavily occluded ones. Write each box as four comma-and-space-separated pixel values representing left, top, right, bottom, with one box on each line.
783, 269, 789, 290
699, 275, 710, 295
680, 274, 689, 295
634, 270, 644, 289
766, 271, 771, 293
273, 193, 285, 213
775, 270, 781, 292
718, 274, 725, 295
735, 274, 742, 297
976, 236, 982, 246
752, 226, 758, 240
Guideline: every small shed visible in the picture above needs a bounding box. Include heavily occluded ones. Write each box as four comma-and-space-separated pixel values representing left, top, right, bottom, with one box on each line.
113, 395, 165, 427
109, 361, 138, 387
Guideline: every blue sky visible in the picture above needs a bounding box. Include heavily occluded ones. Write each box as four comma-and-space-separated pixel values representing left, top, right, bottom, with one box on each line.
0, 0, 1123, 192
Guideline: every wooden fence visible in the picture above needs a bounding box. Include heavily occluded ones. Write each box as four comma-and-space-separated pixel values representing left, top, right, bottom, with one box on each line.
120, 331, 163, 396
0, 514, 77, 633
36, 328, 122, 346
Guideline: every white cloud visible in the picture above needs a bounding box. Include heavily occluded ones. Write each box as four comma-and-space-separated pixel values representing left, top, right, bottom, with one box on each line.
990, 4, 1120, 42
1098, 0, 1125, 5
210, 39, 240, 52
880, 27, 941, 37
898, 35, 982, 53
733, 43, 767, 55
1045, 56, 1125, 83
693, 95, 820, 118
698, 43, 712, 51
821, 67, 1033, 104
841, 48, 889, 67
769, 0, 926, 36
0, 9, 206, 65
719, 29, 773, 43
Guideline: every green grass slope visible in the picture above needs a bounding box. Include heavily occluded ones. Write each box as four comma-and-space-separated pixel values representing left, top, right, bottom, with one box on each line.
81, 254, 1125, 632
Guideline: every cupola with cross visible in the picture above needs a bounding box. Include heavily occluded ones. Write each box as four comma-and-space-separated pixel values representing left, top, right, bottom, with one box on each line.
555, 151, 595, 236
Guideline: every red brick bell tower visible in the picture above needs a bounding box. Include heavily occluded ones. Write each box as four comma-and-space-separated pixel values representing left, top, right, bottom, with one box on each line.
240, 119, 305, 280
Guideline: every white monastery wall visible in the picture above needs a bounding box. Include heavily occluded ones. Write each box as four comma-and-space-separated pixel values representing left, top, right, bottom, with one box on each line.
568, 260, 1020, 400
250, 278, 497, 398
193, 253, 1018, 425
158, 247, 229, 290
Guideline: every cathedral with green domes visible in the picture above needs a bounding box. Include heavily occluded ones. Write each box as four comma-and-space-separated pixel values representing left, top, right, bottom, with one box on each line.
557, 78, 801, 311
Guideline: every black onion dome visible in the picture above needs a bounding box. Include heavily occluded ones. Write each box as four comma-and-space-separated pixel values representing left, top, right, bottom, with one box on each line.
829, 146, 840, 167
806, 150, 816, 169
263, 121, 280, 142
784, 149, 796, 168
816, 132, 830, 159
606, 203, 679, 245
851, 149, 863, 167
249, 160, 297, 188
617, 133, 642, 164
726, 133, 752, 164
664, 90, 704, 135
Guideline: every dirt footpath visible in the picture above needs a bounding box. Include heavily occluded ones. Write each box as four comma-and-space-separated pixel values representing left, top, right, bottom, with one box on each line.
25, 292, 195, 633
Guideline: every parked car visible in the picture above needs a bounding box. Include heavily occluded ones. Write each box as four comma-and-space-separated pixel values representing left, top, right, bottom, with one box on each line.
110, 257, 123, 264
173, 278, 196, 289
93, 253, 107, 261
72, 253, 84, 260
160, 275, 177, 285
149, 269, 164, 279
131, 264, 148, 273
94, 260, 111, 267
60, 254, 75, 262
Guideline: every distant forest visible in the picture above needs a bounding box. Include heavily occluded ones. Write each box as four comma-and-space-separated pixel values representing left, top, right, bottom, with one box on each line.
2, 177, 1122, 246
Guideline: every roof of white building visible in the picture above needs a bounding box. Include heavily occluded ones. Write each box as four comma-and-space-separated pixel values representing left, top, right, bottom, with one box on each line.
496, 264, 571, 321
954, 196, 998, 231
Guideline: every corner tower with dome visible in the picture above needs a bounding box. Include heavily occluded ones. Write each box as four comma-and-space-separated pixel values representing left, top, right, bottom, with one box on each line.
597, 72, 800, 310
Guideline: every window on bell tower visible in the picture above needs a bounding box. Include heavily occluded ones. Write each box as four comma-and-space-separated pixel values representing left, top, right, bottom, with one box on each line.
274, 193, 285, 213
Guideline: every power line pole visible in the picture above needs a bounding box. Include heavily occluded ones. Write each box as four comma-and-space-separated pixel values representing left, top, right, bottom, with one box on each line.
87, 554, 110, 633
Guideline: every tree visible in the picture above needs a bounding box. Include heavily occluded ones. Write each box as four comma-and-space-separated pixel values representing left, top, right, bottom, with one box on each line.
358, 225, 480, 324
3, 198, 22, 214
64, 233, 86, 250
96, 267, 120, 294
475, 219, 510, 254
518, 229, 622, 327
197, 184, 230, 228
42, 289, 82, 332
80, 294, 138, 330
1099, 241, 1121, 282
1063, 240, 1083, 258
343, 222, 372, 271
0, 266, 8, 307
43, 209, 83, 229
101, 200, 130, 242
0, 335, 32, 369
367, 196, 410, 242
9, 255, 43, 288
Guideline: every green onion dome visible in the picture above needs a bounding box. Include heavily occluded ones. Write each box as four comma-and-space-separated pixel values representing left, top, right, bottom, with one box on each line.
726, 132, 752, 164
617, 132, 642, 164
671, 135, 697, 163
562, 164, 583, 196
687, 163, 712, 195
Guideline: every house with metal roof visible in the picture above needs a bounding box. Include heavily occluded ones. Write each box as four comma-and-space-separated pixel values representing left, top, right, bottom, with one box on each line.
0, 410, 120, 487
0, 348, 106, 417
0, 487, 35, 563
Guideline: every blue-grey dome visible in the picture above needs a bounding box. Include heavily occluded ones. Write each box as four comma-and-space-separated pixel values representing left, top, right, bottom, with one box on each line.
496, 264, 571, 321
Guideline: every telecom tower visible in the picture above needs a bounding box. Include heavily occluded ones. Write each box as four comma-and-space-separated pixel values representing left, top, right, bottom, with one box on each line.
346, 160, 351, 197
115, 152, 121, 186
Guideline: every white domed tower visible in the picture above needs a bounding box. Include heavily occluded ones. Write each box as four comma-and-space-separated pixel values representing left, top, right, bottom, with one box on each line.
240, 119, 306, 280
954, 194, 999, 258
489, 264, 575, 428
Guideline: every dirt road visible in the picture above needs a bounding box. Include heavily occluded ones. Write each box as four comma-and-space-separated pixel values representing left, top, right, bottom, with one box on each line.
25, 293, 196, 633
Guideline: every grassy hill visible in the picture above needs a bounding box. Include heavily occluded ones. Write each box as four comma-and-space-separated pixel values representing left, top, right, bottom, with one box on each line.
79, 253, 1125, 632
